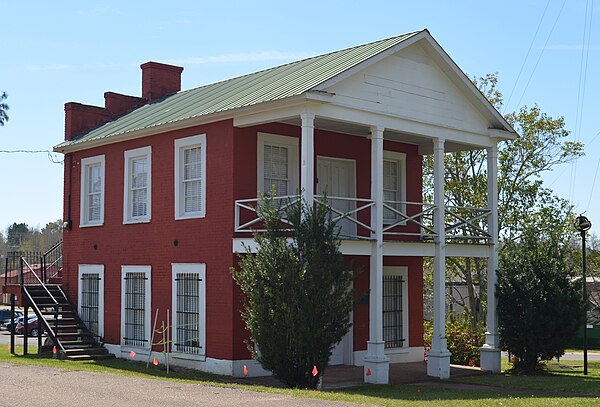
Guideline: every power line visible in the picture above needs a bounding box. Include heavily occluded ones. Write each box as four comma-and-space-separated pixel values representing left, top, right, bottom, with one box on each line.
569, 0, 594, 204
0, 149, 64, 164
503, 0, 552, 114
514, 0, 567, 110
586, 131, 600, 212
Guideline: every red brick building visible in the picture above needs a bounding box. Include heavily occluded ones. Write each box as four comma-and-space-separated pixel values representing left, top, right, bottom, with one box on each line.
54, 30, 516, 383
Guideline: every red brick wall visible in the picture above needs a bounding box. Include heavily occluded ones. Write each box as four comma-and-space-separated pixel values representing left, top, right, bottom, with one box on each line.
62, 119, 237, 359
63, 119, 425, 362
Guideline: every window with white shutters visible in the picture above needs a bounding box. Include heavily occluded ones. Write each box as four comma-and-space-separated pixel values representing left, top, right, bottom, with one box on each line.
80, 155, 105, 227
382, 151, 406, 225
175, 135, 206, 219
263, 144, 289, 195
257, 133, 298, 197
124, 147, 152, 223
121, 266, 151, 348
172, 263, 206, 357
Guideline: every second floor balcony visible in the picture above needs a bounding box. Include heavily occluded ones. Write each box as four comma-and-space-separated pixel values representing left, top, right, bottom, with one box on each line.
234, 195, 491, 244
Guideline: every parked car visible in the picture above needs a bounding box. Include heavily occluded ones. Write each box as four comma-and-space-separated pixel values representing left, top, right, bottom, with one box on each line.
15, 316, 45, 336
1, 311, 26, 331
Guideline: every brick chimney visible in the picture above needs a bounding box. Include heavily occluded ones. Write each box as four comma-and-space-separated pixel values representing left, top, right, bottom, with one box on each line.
141, 62, 184, 102
64, 61, 184, 140
104, 92, 146, 117
64, 102, 111, 141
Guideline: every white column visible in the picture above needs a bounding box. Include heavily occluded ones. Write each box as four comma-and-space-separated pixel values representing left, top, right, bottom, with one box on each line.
480, 143, 501, 372
427, 138, 451, 379
364, 125, 389, 384
300, 113, 315, 205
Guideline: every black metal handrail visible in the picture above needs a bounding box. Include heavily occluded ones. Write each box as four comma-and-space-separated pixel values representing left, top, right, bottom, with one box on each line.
21, 286, 66, 355
41, 240, 62, 283
20, 257, 58, 304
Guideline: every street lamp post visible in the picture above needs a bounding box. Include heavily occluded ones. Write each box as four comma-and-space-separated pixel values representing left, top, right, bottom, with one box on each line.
575, 214, 591, 376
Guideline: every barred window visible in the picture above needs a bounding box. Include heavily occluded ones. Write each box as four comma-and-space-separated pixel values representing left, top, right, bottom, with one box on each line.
122, 267, 150, 348
80, 273, 100, 337
172, 264, 206, 357
78, 265, 104, 340
383, 273, 406, 349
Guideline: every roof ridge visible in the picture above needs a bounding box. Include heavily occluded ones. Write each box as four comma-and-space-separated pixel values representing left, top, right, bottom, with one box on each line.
178, 30, 424, 95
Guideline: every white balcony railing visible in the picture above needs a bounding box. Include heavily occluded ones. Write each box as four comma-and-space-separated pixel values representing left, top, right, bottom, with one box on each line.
234, 196, 491, 242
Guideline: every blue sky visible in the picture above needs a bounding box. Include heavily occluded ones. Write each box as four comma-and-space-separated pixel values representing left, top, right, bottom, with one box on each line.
1, 1, 598, 234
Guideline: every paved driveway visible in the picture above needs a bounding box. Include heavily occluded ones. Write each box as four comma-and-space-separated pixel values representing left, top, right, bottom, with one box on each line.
0, 363, 364, 407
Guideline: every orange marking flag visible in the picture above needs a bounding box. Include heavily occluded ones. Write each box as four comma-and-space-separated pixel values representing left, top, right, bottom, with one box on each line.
366, 368, 372, 377
6, 345, 10, 351
53, 346, 57, 354
130, 351, 136, 358
312, 365, 318, 377
243, 365, 248, 376
153, 357, 159, 366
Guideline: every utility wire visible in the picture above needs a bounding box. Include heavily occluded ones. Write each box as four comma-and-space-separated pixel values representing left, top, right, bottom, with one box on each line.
586, 131, 600, 212
514, 0, 567, 110
569, 0, 594, 204
503, 0, 552, 114
0, 149, 64, 164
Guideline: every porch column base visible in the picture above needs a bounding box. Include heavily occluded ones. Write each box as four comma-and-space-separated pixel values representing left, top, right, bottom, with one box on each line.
480, 333, 501, 373
427, 350, 451, 379
364, 341, 389, 384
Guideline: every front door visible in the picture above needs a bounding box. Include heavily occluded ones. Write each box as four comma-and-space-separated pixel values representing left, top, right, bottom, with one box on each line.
317, 157, 356, 238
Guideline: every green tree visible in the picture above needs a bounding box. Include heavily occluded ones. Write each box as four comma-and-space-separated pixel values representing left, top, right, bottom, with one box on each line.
0, 92, 8, 126
232, 195, 354, 388
7, 222, 30, 248
21, 220, 63, 252
497, 226, 584, 373
424, 74, 583, 323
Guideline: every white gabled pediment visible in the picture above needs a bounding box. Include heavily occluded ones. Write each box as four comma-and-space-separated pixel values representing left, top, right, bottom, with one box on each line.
318, 33, 515, 140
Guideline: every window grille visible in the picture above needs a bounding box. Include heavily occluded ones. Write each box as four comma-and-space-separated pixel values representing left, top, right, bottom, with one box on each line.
183, 146, 202, 213
174, 272, 202, 354
80, 273, 100, 337
383, 275, 405, 348
263, 144, 288, 195
123, 272, 147, 347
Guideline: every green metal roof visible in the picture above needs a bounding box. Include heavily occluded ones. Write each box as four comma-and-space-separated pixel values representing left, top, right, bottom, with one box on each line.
55, 31, 422, 150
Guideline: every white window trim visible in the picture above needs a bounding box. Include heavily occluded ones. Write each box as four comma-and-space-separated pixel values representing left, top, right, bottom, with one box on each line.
383, 266, 409, 353
174, 135, 206, 220
123, 146, 152, 224
383, 150, 407, 225
78, 264, 105, 339
121, 265, 152, 350
80, 155, 105, 227
171, 263, 206, 360
257, 132, 299, 196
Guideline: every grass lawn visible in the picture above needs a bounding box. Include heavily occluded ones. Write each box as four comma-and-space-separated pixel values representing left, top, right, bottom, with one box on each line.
1, 347, 599, 406
452, 359, 600, 395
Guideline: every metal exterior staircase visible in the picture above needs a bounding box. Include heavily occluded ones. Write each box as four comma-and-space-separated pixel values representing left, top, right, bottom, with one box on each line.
14, 241, 114, 361
23, 283, 114, 360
